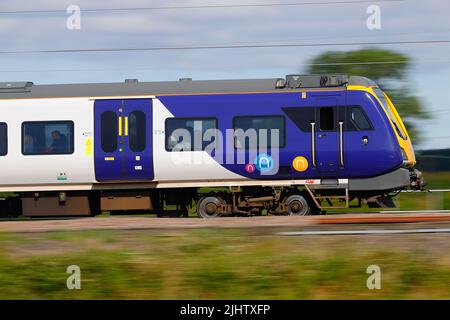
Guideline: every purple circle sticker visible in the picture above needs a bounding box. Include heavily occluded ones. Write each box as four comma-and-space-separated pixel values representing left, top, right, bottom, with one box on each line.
245, 164, 256, 174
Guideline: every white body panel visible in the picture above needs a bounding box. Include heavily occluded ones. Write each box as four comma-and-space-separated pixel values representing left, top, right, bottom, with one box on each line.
0, 98, 96, 188
0, 96, 243, 192
152, 99, 243, 182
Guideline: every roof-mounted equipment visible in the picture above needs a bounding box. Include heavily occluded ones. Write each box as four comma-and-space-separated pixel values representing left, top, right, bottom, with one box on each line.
283, 75, 348, 89
275, 78, 286, 89
0, 81, 33, 93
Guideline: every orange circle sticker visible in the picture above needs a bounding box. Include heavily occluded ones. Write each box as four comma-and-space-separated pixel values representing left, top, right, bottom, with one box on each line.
292, 156, 309, 172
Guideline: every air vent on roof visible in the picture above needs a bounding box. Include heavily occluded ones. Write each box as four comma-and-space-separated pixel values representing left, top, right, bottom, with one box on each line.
125, 79, 139, 84
0, 82, 33, 93
179, 78, 192, 81
285, 75, 348, 89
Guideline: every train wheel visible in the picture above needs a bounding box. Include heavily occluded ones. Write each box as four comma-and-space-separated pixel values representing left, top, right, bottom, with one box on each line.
285, 194, 311, 216
197, 196, 224, 218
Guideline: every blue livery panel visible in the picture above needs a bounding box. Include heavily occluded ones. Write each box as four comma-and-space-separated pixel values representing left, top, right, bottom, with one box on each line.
157, 90, 403, 180
94, 99, 154, 182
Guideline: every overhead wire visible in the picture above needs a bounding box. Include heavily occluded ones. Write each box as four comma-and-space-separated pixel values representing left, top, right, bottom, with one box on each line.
0, 0, 405, 15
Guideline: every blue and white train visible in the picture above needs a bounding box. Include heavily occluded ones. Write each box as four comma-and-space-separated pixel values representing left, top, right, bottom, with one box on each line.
0, 75, 423, 217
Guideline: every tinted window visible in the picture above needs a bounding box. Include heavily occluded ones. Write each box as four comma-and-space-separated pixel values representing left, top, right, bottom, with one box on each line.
101, 111, 118, 153
373, 88, 407, 140
22, 121, 74, 155
234, 116, 285, 149
0, 123, 7, 156
166, 118, 217, 151
319, 107, 334, 131
129, 111, 146, 152
282, 107, 315, 132
350, 106, 372, 130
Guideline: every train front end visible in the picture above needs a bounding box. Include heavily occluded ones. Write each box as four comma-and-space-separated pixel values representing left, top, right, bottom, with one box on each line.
369, 86, 425, 190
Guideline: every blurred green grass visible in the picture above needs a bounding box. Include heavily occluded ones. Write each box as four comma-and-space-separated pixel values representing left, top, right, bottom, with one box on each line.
1, 228, 450, 299
422, 171, 450, 189
390, 171, 450, 211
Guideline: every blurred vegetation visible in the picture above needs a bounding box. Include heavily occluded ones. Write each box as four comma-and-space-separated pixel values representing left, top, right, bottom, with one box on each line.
416, 149, 450, 172
2, 228, 450, 299
421, 171, 450, 189
306, 48, 430, 143
393, 171, 450, 211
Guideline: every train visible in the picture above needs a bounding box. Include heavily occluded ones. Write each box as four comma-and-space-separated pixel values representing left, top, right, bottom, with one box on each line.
0, 74, 424, 217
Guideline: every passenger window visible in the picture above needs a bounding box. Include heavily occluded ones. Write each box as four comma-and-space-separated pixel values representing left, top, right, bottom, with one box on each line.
101, 111, 118, 153
350, 107, 372, 130
129, 111, 146, 152
320, 107, 334, 131
165, 118, 217, 151
234, 116, 285, 149
22, 121, 74, 155
0, 123, 7, 156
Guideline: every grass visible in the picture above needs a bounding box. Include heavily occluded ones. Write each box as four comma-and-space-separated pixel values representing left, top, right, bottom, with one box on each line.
388, 171, 450, 211
0, 174, 448, 299
2, 228, 450, 299
394, 192, 450, 211
422, 171, 450, 189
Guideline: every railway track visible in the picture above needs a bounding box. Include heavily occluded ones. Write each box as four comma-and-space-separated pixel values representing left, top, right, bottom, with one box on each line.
1, 211, 450, 233
278, 227, 450, 236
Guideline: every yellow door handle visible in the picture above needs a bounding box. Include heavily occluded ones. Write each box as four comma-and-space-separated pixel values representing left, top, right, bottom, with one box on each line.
124, 116, 128, 136
118, 116, 123, 136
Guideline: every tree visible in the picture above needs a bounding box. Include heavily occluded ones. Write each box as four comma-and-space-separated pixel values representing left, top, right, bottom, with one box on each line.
306, 48, 429, 143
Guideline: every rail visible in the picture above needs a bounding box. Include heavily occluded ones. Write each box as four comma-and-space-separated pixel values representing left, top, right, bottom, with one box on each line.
401, 189, 450, 193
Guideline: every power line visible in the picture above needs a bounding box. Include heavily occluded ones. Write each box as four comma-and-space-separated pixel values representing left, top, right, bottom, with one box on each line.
2, 57, 450, 73
0, 60, 431, 73
1, 39, 449, 55
0, 0, 404, 15
199, 29, 450, 48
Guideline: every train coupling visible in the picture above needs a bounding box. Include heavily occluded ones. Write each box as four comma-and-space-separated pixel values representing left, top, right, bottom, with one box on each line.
409, 169, 425, 190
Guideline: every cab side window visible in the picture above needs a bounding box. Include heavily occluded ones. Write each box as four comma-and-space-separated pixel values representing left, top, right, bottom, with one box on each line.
347, 106, 373, 131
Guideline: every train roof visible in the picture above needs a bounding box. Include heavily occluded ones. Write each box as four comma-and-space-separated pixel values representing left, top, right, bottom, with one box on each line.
0, 75, 377, 100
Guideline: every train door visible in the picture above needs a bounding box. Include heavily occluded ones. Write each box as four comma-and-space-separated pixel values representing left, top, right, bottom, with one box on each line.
314, 97, 343, 173
94, 99, 154, 181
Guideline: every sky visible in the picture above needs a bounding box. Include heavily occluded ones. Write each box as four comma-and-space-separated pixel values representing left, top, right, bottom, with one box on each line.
0, 0, 449, 150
